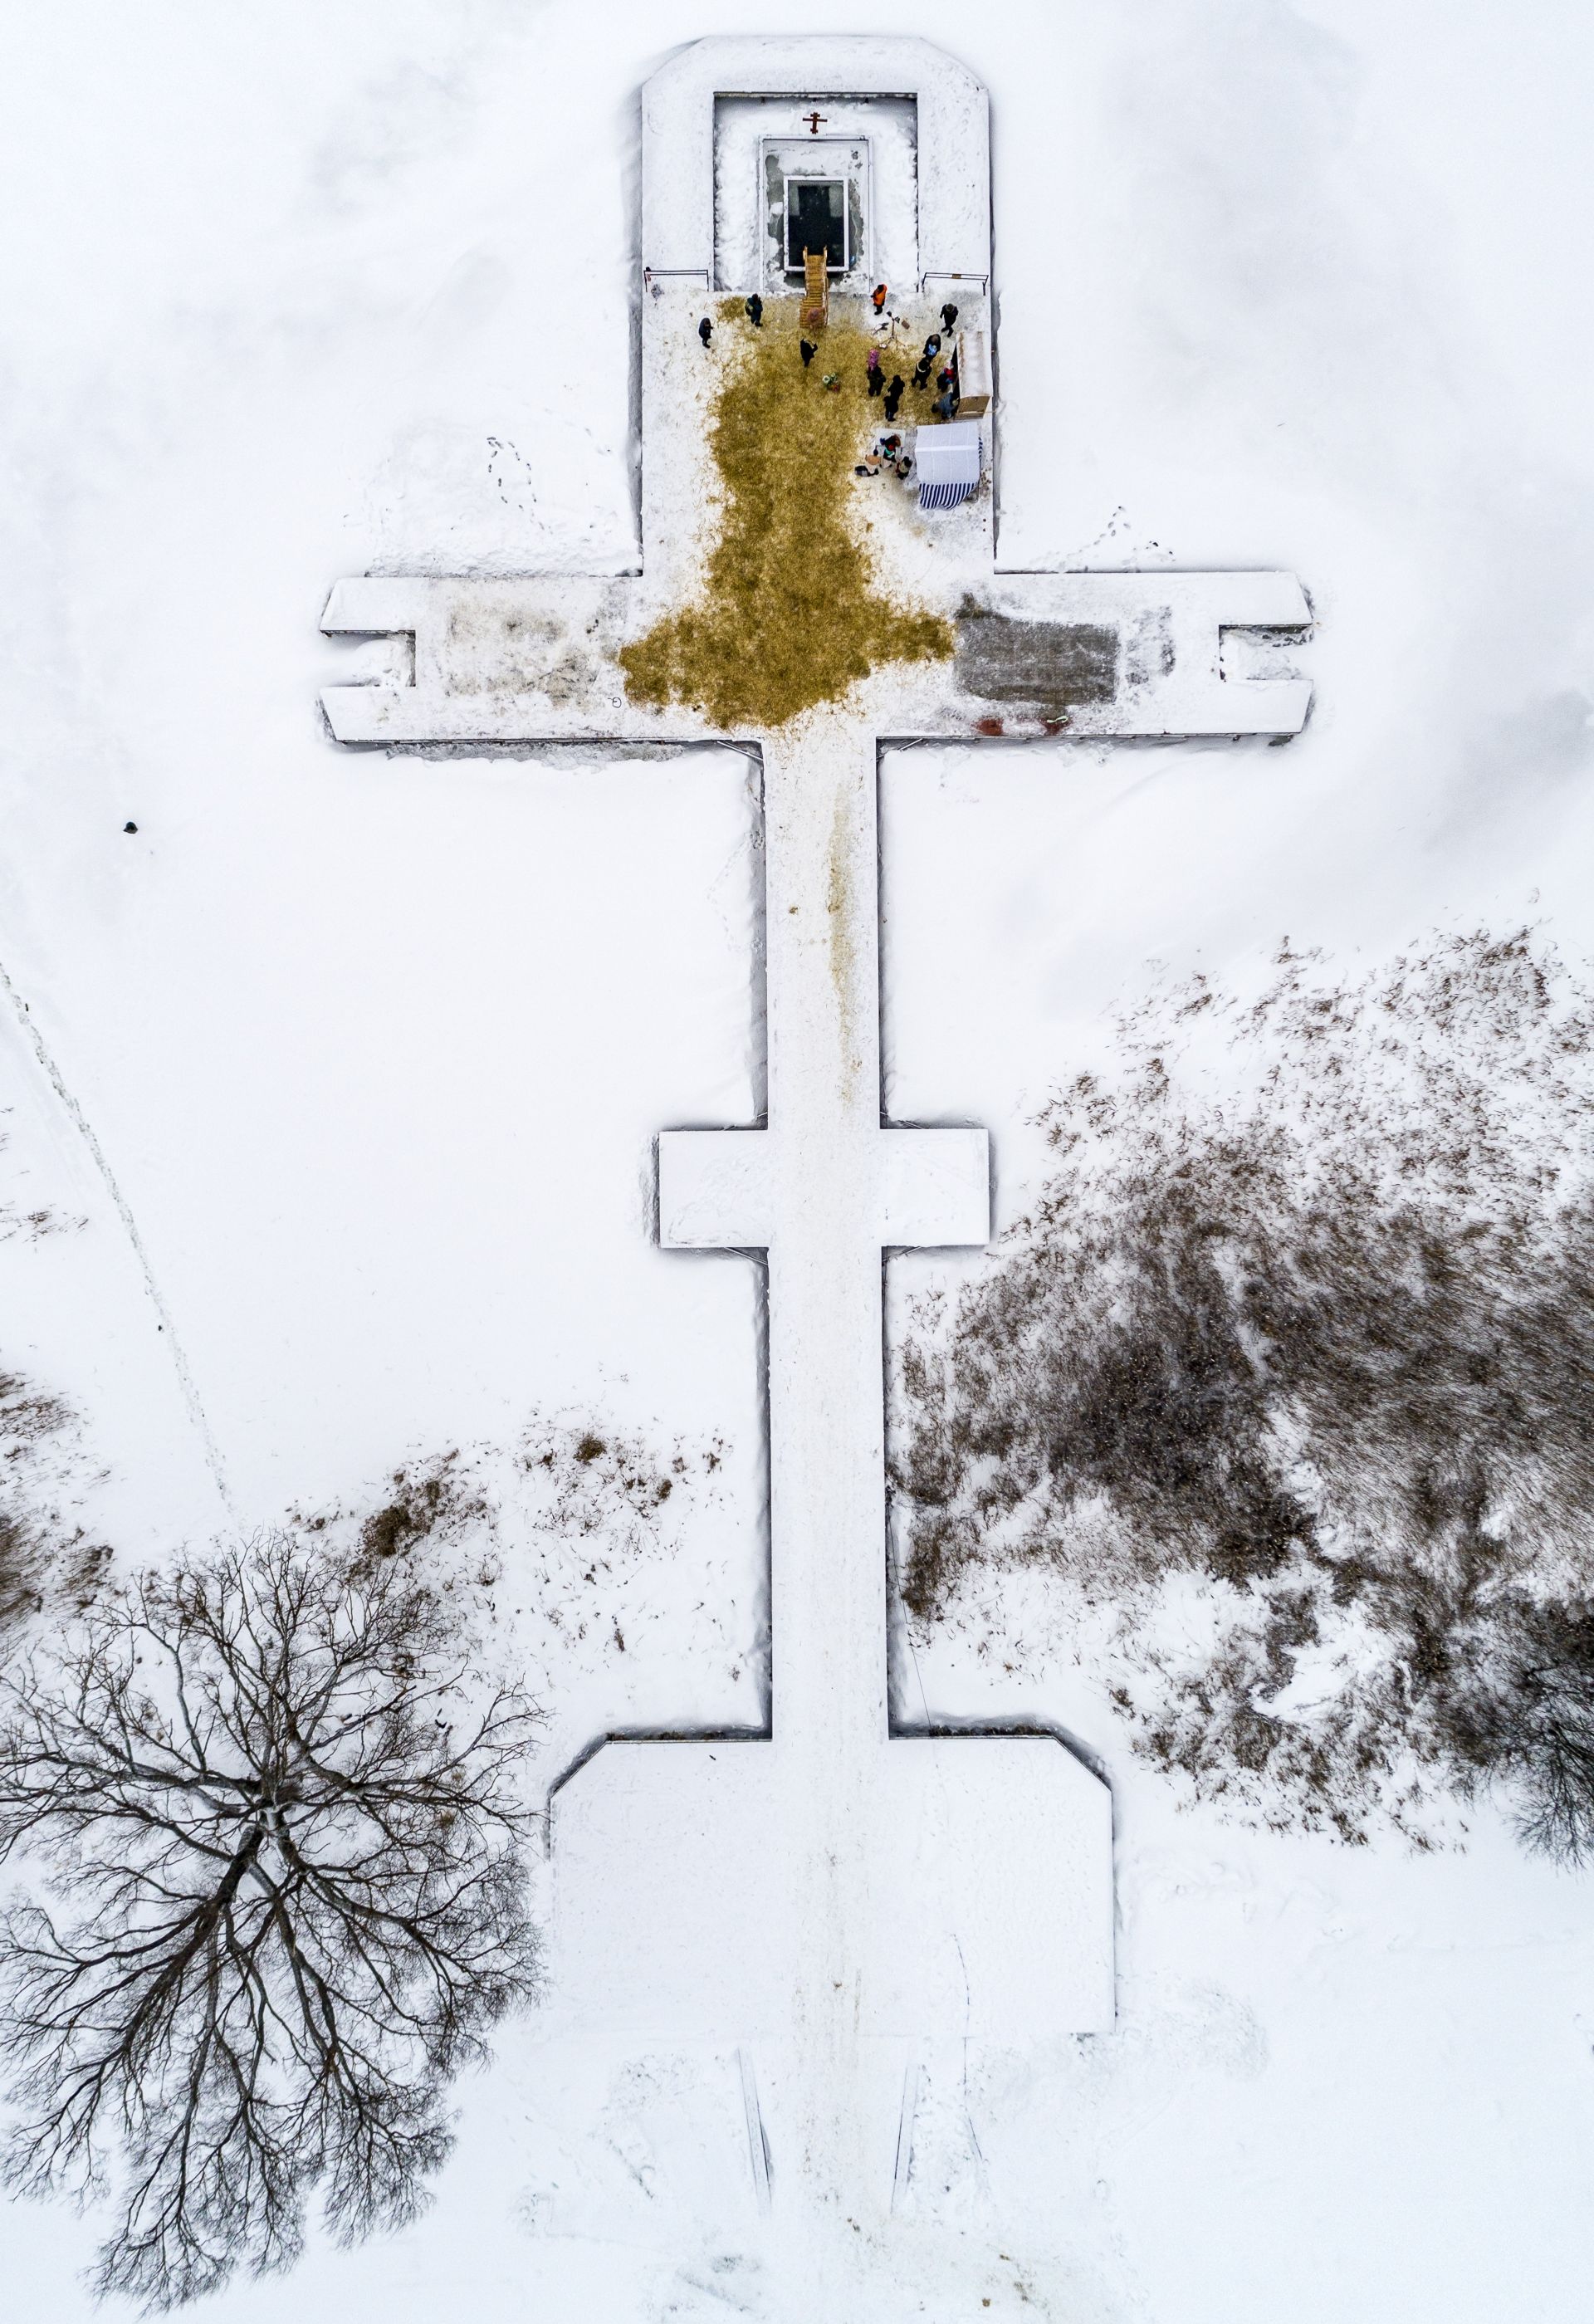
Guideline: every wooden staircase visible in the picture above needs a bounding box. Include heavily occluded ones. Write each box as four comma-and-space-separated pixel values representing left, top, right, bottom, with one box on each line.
799, 247, 829, 335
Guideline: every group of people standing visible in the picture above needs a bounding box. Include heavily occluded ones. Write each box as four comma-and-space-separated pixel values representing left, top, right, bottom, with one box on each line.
864, 291, 963, 419
697, 285, 962, 422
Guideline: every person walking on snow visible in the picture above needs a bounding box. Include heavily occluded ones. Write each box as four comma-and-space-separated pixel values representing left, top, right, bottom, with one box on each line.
698, 316, 712, 348
871, 282, 887, 315
799, 339, 818, 368
940, 301, 959, 333
745, 293, 763, 327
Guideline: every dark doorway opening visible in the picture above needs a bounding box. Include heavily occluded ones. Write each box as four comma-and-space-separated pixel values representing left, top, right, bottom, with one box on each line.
785, 179, 847, 273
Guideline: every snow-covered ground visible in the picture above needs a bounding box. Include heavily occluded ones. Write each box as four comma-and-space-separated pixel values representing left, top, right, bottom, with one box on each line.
3, 2, 1593, 2317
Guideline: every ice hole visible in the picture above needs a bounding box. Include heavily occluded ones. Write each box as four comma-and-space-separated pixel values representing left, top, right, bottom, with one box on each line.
785, 177, 848, 273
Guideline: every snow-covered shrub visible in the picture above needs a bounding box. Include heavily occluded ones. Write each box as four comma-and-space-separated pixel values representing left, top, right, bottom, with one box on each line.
894, 929, 1594, 1852
0, 1370, 107, 1637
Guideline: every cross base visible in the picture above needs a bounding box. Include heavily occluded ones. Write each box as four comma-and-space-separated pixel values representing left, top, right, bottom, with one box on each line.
550, 1734, 1113, 2042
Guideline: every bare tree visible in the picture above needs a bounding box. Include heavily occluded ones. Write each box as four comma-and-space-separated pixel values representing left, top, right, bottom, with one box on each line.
1459, 1604, 1594, 1867
0, 1534, 540, 2307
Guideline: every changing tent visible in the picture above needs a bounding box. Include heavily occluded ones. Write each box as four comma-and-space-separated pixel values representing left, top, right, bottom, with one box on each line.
914, 419, 982, 511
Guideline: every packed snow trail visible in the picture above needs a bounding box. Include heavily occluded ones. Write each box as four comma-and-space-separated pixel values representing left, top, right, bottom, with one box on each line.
0, 951, 237, 1524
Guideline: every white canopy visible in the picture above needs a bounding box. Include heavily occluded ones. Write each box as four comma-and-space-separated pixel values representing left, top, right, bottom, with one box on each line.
914, 418, 982, 511
913, 419, 982, 487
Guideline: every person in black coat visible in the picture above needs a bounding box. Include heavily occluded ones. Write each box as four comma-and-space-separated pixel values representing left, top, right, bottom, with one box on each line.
799, 339, 818, 368
698, 316, 712, 348
940, 301, 958, 333
745, 293, 763, 326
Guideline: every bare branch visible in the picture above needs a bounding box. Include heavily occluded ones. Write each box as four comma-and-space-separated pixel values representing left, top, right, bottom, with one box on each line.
0, 1534, 541, 2307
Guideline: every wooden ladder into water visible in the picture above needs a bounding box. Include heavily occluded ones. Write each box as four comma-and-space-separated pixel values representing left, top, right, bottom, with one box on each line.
799, 247, 829, 335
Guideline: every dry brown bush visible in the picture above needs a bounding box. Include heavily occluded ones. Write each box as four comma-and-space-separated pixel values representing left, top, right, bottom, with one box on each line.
894, 929, 1594, 1852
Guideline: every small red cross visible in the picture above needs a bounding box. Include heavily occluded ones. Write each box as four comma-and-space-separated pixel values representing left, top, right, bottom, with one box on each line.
802, 110, 827, 135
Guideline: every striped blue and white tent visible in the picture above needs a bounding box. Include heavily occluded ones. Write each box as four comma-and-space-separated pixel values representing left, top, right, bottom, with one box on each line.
914, 419, 982, 512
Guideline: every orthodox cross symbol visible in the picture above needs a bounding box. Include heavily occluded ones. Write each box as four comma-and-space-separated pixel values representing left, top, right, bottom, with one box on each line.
320, 36, 1310, 2232
802, 108, 828, 135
